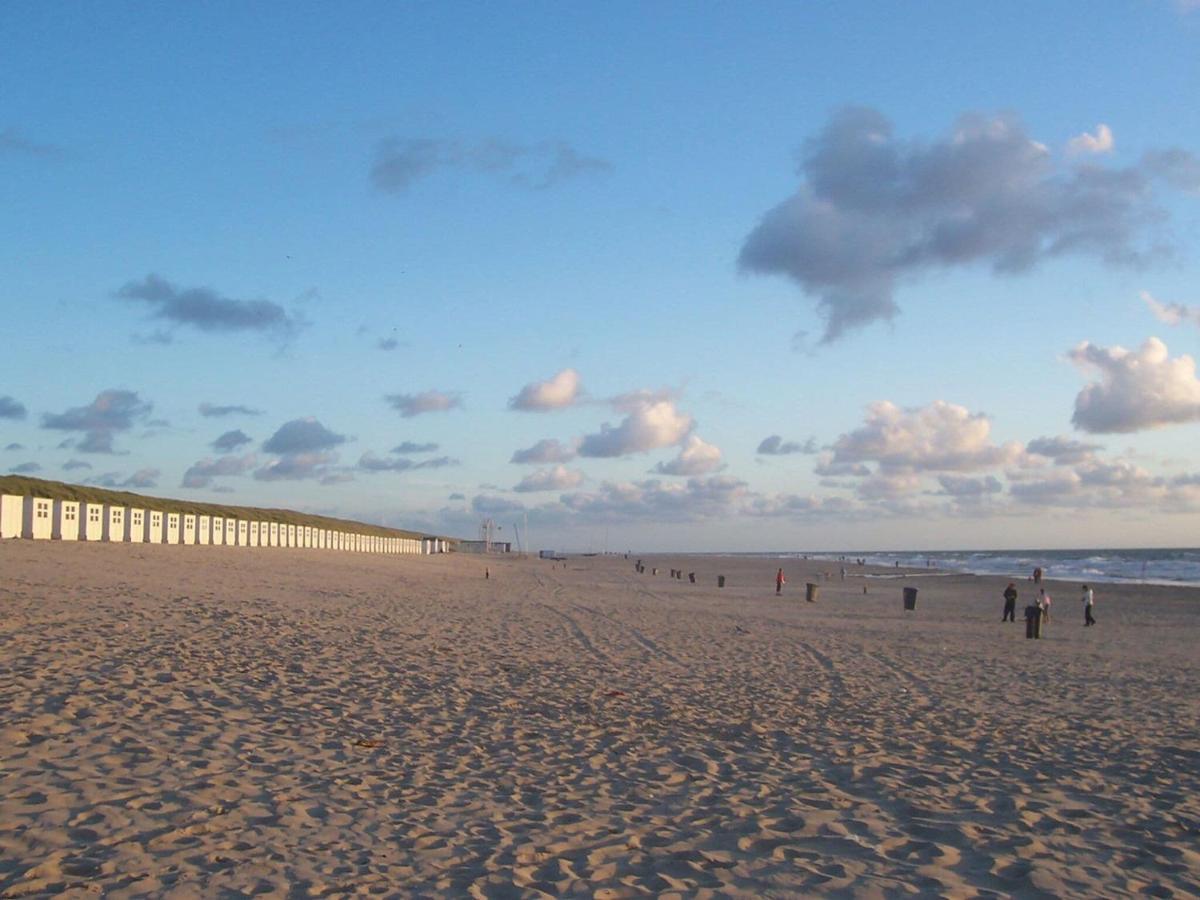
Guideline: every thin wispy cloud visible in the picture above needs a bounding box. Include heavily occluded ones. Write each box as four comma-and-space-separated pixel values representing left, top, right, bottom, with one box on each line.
199, 402, 263, 418
0, 128, 64, 159
386, 390, 463, 418
1141, 290, 1200, 327
117, 274, 303, 338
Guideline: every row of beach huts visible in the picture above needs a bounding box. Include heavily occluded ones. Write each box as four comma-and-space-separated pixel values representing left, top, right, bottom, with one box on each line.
0, 494, 447, 554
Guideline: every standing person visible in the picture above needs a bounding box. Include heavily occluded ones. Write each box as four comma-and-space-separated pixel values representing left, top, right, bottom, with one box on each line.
776, 568, 785, 595
1002, 583, 1018, 622
1082, 584, 1096, 626
1038, 588, 1051, 624
1033, 566, 1043, 585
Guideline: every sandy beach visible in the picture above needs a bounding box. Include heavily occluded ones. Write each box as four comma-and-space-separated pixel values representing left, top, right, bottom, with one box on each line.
1, 542, 1198, 897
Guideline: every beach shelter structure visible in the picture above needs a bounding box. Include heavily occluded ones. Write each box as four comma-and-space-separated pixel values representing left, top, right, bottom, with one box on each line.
165, 513, 180, 544
249, 521, 260, 547
268, 522, 279, 546
24, 497, 52, 539
182, 514, 196, 545
103, 505, 126, 542
128, 508, 146, 542
236, 520, 248, 546
53, 500, 80, 540
145, 510, 164, 543
210, 516, 225, 546
1, 494, 23, 538
80, 502, 103, 541
197, 515, 210, 545
287, 524, 297, 547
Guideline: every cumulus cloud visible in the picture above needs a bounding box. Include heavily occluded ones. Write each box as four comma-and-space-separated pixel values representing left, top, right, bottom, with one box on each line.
813, 453, 872, 478
508, 368, 583, 412
739, 108, 1191, 341
386, 390, 463, 418
473, 494, 526, 516
830, 400, 1022, 473
514, 465, 584, 493
372, 137, 611, 193
1026, 435, 1102, 465
0, 396, 27, 419
560, 476, 748, 522
117, 274, 302, 337
62, 459, 92, 471
1141, 290, 1200, 328
510, 438, 579, 465
199, 402, 263, 418
1143, 148, 1200, 193
1069, 337, 1200, 432
41, 389, 152, 454
182, 454, 258, 488
212, 429, 253, 452
653, 435, 723, 476
262, 418, 346, 454
10, 461, 40, 474
254, 451, 339, 482
745, 492, 858, 518
578, 394, 693, 458
357, 453, 458, 473
934, 474, 1003, 497
392, 441, 439, 455
1066, 123, 1114, 156
92, 468, 160, 489
756, 434, 816, 455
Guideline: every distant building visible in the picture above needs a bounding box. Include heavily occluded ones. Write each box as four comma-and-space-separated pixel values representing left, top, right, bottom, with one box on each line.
458, 540, 511, 554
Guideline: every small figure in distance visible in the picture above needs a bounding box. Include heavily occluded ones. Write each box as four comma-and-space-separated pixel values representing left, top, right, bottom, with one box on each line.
1033, 566, 1043, 584
1038, 588, 1051, 624
1002, 582, 1018, 622
485, 567, 490, 580
1082, 584, 1096, 626
776, 568, 785, 596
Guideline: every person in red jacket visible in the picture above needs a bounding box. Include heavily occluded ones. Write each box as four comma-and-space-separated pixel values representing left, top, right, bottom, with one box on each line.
776, 568, 785, 595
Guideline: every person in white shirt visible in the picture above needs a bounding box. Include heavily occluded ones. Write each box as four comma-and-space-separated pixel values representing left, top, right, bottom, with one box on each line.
1037, 588, 1051, 624
1082, 584, 1096, 626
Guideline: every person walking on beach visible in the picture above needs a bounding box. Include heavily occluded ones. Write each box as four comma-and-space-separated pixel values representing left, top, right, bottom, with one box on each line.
1033, 566, 1043, 585
1002, 583, 1018, 622
1082, 584, 1096, 626
776, 568, 785, 595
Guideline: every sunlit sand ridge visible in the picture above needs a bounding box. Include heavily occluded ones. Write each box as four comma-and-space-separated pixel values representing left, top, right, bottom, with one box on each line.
2, 542, 1198, 896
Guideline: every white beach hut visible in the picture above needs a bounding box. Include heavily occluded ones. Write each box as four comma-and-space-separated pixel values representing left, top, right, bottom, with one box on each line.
80, 502, 102, 541
248, 520, 260, 547
1, 494, 23, 539
210, 516, 225, 546
53, 500, 80, 540
128, 508, 146, 542
286, 524, 296, 547
24, 497, 52, 540
268, 522, 279, 546
302, 525, 311, 548
197, 515, 210, 545
104, 506, 126, 542
165, 513, 181, 544
145, 510, 164, 543
236, 520, 248, 546
182, 514, 196, 545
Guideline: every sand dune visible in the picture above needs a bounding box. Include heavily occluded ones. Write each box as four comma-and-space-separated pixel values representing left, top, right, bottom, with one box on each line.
1, 542, 1197, 897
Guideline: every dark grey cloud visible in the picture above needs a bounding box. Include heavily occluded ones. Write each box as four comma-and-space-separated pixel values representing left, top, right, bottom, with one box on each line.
262, 418, 346, 454
357, 452, 458, 473
62, 459, 92, 471
41, 389, 152, 454
182, 454, 258, 488
1026, 435, 1102, 465
131, 330, 174, 346
10, 461, 40, 474
756, 434, 816, 455
372, 137, 611, 193
5, 443, 24, 451
385, 390, 463, 418
392, 441, 439, 455
0, 396, 27, 420
0, 128, 63, 159
117, 274, 302, 337
510, 438, 579, 465
199, 402, 263, 418
448, 492, 466, 501
740, 108, 1194, 341
212, 429, 253, 452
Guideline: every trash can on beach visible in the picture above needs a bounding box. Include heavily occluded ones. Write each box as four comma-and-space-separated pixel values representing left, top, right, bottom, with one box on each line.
718, 575, 726, 588
806, 583, 819, 603
1024, 604, 1042, 639
903, 587, 918, 611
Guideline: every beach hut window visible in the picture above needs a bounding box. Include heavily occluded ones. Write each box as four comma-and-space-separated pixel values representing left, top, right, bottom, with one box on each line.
37, 501, 49, 518
90, 508, 100, 522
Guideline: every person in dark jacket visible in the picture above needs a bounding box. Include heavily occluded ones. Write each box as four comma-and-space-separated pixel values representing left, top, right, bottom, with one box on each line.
1002, 583, 1018, 622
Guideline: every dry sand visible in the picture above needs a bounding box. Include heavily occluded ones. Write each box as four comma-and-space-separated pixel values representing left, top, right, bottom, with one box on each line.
1, 541, 1198, 898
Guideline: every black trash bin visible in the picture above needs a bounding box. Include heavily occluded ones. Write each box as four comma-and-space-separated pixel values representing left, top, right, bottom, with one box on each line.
1024, 604, 1042, 639
718, 575, 726, 588
688, 572, 696, 583
806, 583, 819, 603
903, 587, 918, 611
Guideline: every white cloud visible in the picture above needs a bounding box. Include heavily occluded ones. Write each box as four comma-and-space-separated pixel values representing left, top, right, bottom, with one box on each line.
654, 435, 723, 476
831, 400, 1022, 473
514, 465, 584, 493
386, 390, 463, 418
510, 437, 579, 464
508, 368, 582, 412
560, 475, 748, 522
1069, 337, 1200, 433
1026, 435, 1102, 465
1066, 123, 1114, 156
578, 396, 693, 458
1141, 290, 1200, 328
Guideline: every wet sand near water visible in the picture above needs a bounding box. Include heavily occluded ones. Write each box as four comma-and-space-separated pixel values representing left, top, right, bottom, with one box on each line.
2, 542, 1198, 897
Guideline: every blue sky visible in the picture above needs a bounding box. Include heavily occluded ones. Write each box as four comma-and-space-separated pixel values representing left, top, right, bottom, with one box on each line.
2, 1, 1199, 550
